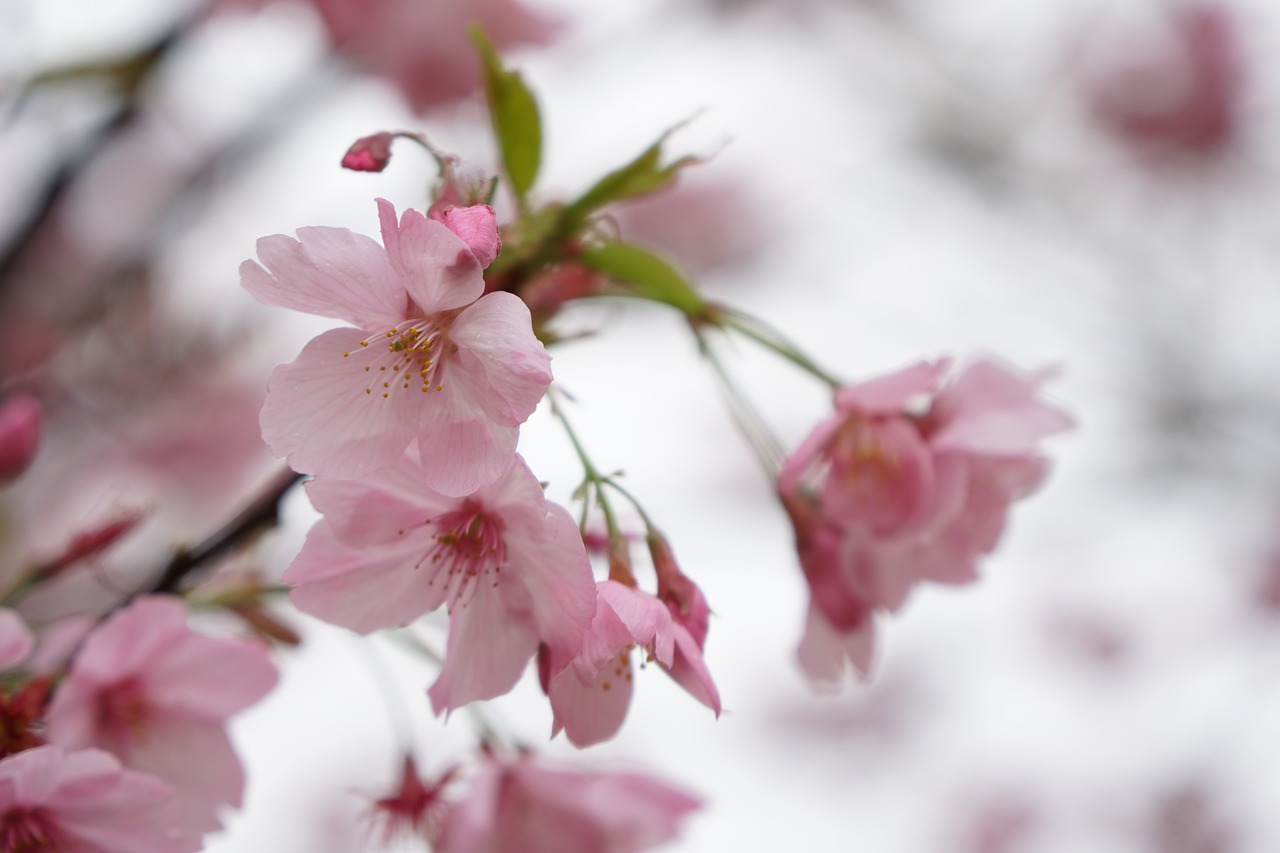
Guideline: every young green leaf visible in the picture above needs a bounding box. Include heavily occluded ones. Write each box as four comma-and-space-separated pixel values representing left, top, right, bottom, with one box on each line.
470, 26, 542, 204
564, 125, 702, 229
579, 242, 707, 317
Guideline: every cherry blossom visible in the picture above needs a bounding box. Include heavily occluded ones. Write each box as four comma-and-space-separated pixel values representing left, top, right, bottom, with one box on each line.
436, 753, 701, 853
45, 595, 279, 839
1090, 3, 1243, 159
243, 198, 551, 493
0, 745, 192, 853
779, 358, 1073, 687
308, 0, 558, 113
283, 452, 596, 714
546, 580, 720, 748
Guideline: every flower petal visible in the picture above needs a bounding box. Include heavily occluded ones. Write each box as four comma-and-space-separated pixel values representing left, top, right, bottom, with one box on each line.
242, 227, 405, 328
286, 523, 445, 634
260, 327, 423, 479
377, 198, 483, 312
427, 587, 539, 714
549, 650, 633, 748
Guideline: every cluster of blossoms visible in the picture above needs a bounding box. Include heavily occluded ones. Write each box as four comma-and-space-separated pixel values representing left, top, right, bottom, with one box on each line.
778, 359, 1073, 687
0, 595, 276, 851
0, 20, 1075, 849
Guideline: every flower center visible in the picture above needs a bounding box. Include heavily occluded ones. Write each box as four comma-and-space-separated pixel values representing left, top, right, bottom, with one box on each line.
96, 677, 151, 744
422, 501, 507, 611
344, 321, 449, 399
0, 807, 63, 852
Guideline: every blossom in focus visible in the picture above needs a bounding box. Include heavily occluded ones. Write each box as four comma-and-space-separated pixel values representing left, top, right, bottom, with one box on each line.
0, 745, 191, 853
309, 0, 558, 113
46, 595, 279, 839
0, 393, 41, 484
546, 579, 720, 748
1090, 3, 1244, 158
283, 452, 596, 715
436, 753, 701, 853
779, 358, 1073, 688
242, 198, 550, 493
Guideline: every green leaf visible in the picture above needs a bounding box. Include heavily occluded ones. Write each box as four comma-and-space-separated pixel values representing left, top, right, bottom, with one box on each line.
470, 26, 542, 204
579, 242, 707, 317
564, 124, 702, 228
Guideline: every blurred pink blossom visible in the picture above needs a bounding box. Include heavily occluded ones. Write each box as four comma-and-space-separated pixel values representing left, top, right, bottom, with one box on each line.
243, 198, 550, 492
46, 596, 278, 840
283, 452, 596, 715
310, 0, 558, 113
780, 358, 1072, 688
436, 753, 701, 853
0, 394, 41, 484
1090, 3, 1244, 159
0, 745, 191, 853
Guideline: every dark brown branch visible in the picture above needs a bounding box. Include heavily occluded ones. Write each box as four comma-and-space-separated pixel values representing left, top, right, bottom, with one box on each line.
150, 466, 305, 595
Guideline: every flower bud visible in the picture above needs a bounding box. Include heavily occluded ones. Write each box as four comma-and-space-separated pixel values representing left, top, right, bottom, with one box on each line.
440, 204, 501, 269
341, 132, 397, 172
0, 393, 41, 483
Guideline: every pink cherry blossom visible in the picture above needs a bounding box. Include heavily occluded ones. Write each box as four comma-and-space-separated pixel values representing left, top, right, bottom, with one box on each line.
0, 393, 40, 484
283, 452, 596, 714
46, 595, 279, 840
1090, 3, 1243, 159
779, 358, 1072, 688
243, 198, 551, 493
0, 745, 193, 853
547, 580, 720, 748
436, 753, 701, 853
307, 0, 558, 114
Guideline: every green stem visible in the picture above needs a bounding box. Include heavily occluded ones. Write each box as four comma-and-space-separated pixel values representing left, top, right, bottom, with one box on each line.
694, 327, 787, 481
713, 304, 843, 388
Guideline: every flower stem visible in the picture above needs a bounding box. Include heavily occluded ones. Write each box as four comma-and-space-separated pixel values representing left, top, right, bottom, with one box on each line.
711, 304, 843, 389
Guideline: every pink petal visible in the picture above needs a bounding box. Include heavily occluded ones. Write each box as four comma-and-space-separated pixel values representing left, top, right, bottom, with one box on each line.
241, 228, 406, 329
427, 586, 539, 714
377, 198, 484, 312
796, 602, 875, 692
778, 413, 839, 498
548, 649, 634, 748
146, 633, 277, 720
414, 409, 520, 498
0, 392, 41, 482
260, 327, 423, 479
120, 718, 245, 838
598, 582, 675, 667
666, 625, 721, 715
305, 471, 450, 549
286, 523, 445, 634
63, 597, 186, 685
5, 747, 193, 853
503, 503, 598, 668
447, 292, 553, 424
0, 607, 33, 670
440, 204, 501, 268
834, 358, 952, 415
929, 359, 1074, 457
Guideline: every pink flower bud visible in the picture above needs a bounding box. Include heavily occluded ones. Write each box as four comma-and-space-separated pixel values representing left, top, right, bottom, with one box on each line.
0, 393, 41, 483
341, 132, 397, 172
439, 204, 501, 269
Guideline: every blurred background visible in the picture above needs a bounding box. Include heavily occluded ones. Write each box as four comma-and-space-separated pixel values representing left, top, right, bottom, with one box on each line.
5, 0, 1280, 850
